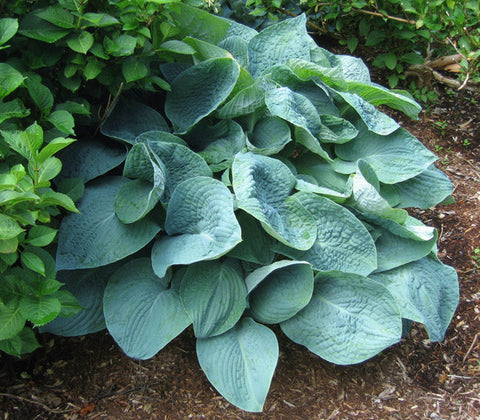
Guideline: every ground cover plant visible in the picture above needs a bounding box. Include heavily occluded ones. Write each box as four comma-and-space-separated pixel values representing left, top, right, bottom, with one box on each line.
21, 3, 462, 412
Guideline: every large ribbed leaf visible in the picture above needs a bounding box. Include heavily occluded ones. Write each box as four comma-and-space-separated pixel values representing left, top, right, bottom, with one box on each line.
246, 116, 291, 155
281, 272, 402, 365
217, 83, 265, 119
275, 192, 377, 276
374, 228, 437, 273
228, 211, 275, 265
197, 318, 278, 412
151, 177, 241, 277
56, 137, 127, 183
56, 176, 162, 270
335, 122, 436, 183
248, 14, 310, 78
103, 258, 190, 360
370, 256, 459, 342
265, 87, 321, 135
391, 164, 453, 208
180, 259, 247, 338
100, 98, 169, 144
246, 260, 314, 324
40, 264, 119, 336
232, 152, 317, 250
165, 58, 240, 133
146, 140, 212, 201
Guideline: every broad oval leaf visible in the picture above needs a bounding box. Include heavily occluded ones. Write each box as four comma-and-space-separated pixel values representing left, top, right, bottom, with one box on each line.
248, 14, 310, 78
56, 176, 162, 270
275, 192, 377, 276
56, 137, 127, 183
281, 272, 402, 365
39, 264, 119, 336
197, 317, 278, 412
0, 302, 25, 340
370, 256, 459, 342
180, 259, 247, 338
246, 116, 291, 156
246, 260, 314, 324
165, 57, 240, 134
232, 152, 317, 250
335, 122, 437, 184
151, 177, 241, 277
100, 98, 169, 144
0, 63, 24, 99
19, 296, 61, 326
104, 258, 190, 360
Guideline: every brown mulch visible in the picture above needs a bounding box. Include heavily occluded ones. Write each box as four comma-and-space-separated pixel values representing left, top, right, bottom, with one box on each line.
1, 74, 479, 420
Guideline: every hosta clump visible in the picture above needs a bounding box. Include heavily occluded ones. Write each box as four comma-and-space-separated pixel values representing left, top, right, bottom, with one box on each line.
44, 4, 459, 412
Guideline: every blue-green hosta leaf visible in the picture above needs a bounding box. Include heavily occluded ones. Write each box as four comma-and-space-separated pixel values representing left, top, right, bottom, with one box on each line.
40, 264, 119, 336
294, 127, 333, 162
335, 123, 436, 183
100, 98, 169, 144
216, 83, 265, 119
104, 258, 190, 360
123, 142, 166, 183
265, 87, 321, 135
333, 91, 399, 135
285, 58, 347, 91
246, 116, 291, 155
183, 36, 232, 61
225, 20, 258, 42
197, 317, 278, 412
276, 192, 377, 276
318, 115, 358, 144
228, 211, 275, 265
147, 140, 212, 201
248, 14, 310, 78
56, 137, 127, 182
374, 228, 438, 273
370, 256, 459, 342
351, 161, 409, 223
337, 55, 371, 83
392, 164, 453, 209
246, 260, 314, 324
346, 80, 421, 119
56, 176, 162, 270
180, 259, 247, 338
157, 40, 196, 56
294, 153, 352, 201
114, 179, 163, 224
367, 214, 436, 242
135, 131, 187, 146
0, 63, 24, 99
165, 58, 240, 134
151, 177, 241, 277
232, 152, 316, 250
281, 272, 402, 365
218, 36, 249, 68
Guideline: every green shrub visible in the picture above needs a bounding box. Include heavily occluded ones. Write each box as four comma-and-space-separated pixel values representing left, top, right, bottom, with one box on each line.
241, 0, 480, 90
38, 4, 459, 412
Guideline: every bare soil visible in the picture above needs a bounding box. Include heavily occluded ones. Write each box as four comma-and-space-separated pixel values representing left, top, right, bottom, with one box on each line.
1, 71, 479, 420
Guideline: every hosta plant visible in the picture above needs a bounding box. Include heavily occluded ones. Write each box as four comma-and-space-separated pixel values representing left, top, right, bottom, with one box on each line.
43, 4, 459, 412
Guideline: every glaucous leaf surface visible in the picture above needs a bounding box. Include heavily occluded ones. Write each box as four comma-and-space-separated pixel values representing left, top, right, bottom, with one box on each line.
248, 14, 310, 78
180, 259, 247, 338
246, 116, 291, 155
370, 256, 459, 342
232, 152, 317, 250
56, 137, 127, 182
281, 272, 402, 364
165, 57, 240, 134
151, 177, 241, 277
246, 260, 314, 324
100, 98, 169, 144
40, 264, 119, 336
104, 258, 190, 360
197, 317, 278, 412
275, 192, 377, 276
335, 122, 436, 183
56, 176, 162, 270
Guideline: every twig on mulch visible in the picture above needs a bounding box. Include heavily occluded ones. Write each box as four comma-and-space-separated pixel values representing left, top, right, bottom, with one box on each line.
463, 332, 480, 363
0, 392, 78, 414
